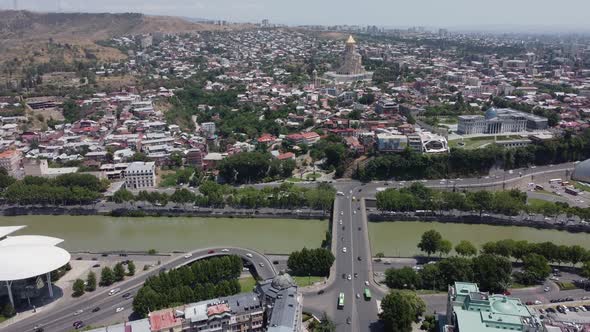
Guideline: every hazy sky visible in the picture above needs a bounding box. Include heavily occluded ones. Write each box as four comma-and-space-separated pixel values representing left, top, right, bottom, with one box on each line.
6, 0, 590, 30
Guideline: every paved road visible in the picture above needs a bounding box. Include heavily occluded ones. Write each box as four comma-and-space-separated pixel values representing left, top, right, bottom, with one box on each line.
3, 247, 275, 332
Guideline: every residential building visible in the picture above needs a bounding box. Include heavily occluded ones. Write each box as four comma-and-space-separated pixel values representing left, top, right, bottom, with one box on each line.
444, 282, 543, 332
376, 133, 408, 152
124, 161, 156, 189
0, 149, 21, 178
186, 149, 204, 168
201, 122, 216, 139
285, 132, 320, 146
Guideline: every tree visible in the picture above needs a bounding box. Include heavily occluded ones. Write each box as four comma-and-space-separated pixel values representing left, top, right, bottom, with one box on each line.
472, 254, 512, 293
437, 257, 473, 290
581, 260, 590, 278
287, 248, 335, 277
1, 303, 15, 318
567, 245, 586, 266
86, 271, 97, 292
385, 267, 421, 289
438, 239, 452, 257
417, 230, 442, 257
380, 290, 426, 332
114, 262, 126, 282
100, 266, 115, 286
455, 240, 477, 257
112, 188, 134, 203
313, 313, 336, 332
518, 253, 551, 285
127, 261, 136, 276
72, 279, 85, 297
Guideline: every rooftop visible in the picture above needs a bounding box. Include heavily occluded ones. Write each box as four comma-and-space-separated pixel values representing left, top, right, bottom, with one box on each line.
0, 245, 71, 281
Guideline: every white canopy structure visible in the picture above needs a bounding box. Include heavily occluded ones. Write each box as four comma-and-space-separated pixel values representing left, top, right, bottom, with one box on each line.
0, 226, 70, 306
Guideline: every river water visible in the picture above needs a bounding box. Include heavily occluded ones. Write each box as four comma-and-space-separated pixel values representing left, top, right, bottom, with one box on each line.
0, 215, 328, 253
369, 221, 590, 257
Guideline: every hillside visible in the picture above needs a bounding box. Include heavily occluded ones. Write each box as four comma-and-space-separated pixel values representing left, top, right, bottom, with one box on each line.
0, 10, 235, 74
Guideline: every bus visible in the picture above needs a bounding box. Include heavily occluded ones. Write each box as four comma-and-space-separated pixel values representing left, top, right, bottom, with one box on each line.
549, 178, 562, 184
364, 288, 372, 300
415, 210, 435, 216
338, 292, 345, 308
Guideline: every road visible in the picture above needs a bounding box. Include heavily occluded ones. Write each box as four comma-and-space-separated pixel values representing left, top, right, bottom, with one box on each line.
3, 247, 275, 332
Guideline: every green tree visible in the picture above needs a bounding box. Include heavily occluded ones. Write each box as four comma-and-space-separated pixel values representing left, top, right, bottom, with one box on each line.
380, 290, 426, 332
455, 240, 477, 257
438, 239, 453, 257
581, 260, 590, 278
417, 230, 442, 257
72, 278, 85, 297
472, 254, 512, 293
100, 266, 115, 286
313, 313, 336, 332
127, 261, 136, 276
1, 303, 16, 318
518, 253, 551, 285
567, 245, 587, 266
385, 267, 421, 289
112, 188, 134, 203
114, 262, 126, 282
86, 271, 97, 292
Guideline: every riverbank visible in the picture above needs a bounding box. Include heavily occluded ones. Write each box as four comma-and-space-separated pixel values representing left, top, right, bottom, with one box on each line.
0, 205, 328, 220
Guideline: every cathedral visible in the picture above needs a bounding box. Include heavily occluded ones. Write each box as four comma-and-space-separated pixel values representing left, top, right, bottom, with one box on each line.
325, 35, 373, 83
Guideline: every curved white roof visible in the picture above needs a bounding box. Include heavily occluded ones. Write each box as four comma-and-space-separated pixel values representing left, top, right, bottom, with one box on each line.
0, 245, 71, 281
0, 235, 64, 247
0, 226, 26, 238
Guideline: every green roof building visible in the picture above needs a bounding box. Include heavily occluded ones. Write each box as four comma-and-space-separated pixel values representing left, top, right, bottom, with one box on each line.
444, 282, 544, 332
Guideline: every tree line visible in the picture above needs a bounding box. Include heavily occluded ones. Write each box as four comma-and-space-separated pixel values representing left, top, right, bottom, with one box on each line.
113, 182, 336, 211
218, 152, 296, 184
375, 183, 590, 220
1, 173, 109, 205
287, 248, 335, 277
357, 129, 590, 181
132, 255, 242, 317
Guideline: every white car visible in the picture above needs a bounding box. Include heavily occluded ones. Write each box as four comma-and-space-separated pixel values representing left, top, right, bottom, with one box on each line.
534, 300, 542, 305
339, 220, 343, 225
543, 286, 550, 292
221, 249, 230, 252
353, 211, 357, 214
342, 247, 347, 253
184, 253, 192, 259
347, 274, 352, 280
73, 309, 84, 316
116, 307, 124, 313
340, 211, 344, 215
356, 293, 360, 298
108, 288, 120, 296
246, 253, 253, 258
259, 262, 265, 267
365, 281, 369, 286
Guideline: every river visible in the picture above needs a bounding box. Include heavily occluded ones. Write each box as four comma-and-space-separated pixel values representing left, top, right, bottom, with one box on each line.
369, 221, 590, 257
0, 215, 328, 254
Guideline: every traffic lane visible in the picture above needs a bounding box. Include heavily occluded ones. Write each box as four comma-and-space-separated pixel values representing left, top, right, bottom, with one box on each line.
336, 196, 355, 332
6, 247, 275, 332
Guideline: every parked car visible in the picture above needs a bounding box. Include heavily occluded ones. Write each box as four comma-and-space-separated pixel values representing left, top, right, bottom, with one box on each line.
73, 309, 83, 316
92, 307, 100, 312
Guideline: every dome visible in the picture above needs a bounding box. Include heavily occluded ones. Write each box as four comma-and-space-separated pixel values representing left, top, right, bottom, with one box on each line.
346, 35, 356, 44
485, 107, 498, 120
271, 272, 296, 290
491, 297, 518, 314
572, 159, 590, 183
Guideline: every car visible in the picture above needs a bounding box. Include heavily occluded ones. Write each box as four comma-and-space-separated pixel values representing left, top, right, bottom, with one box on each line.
354, 273, 358, 278
353, 210, 357, 214
73, 320, 83, 328
184, 253, 193, 259
119, 253, 127, 257
365, 281, 369, 286
76, 257, 82, 260
92, 264, 100, 268
347, 274, 352, 280
526, 301, 533, 305
342, 273, 346, 279
259, 262, 265, 267
566, 297, 574, 301
273, 260, 279, 265
340, 211, 343, 215
546, 308, 556, 313
92, 307, 100, 312
73, 309, 84, 316
582, 296, 590, 300
101, 253, 108, 257
91, 257, 97, 261
122, 292, 132, 299
346, 317, 351, 324
584, 305, 590, 311
33, 325, 44, 332
221, 249, 229, 252
116, 307, 124, 313
544, 286, 550, 292
342, 247, 347, 253
357, 256, 362, 261
108, 288, 121, 296
339, 220, 343, 225
208, 250, 215, 254
246, 253, 253, 258
317, 290, 325, 295
356, 293, 360, 299
503, 291, 511, 296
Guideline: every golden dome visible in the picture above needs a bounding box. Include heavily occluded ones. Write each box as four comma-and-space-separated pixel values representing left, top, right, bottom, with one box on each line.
346, 35, 356, 44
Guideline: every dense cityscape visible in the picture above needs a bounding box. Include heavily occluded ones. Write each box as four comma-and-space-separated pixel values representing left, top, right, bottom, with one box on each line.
1, 2, 590, 332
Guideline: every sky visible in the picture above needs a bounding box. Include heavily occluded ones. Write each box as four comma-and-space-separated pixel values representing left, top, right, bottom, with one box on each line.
5, 0, 590, 31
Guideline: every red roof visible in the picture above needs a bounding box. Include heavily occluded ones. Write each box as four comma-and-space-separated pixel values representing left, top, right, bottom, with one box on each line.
301, 132, 320, 139
207, 303, 230, 317
286, 133, 304, 140
257, 133, 276, 143
149, 309, 180, 331
277, 152, 295, 160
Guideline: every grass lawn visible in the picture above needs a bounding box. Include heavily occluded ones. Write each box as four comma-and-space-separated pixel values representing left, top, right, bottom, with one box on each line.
0, 316, 6, 323
286, 177, 303, 182
304, 173, 322, 181
239, 276, 258, 293
573, 181, 590, 192
556, 281, 577, 291
449, 135, 525, 150
510, 282, 531, 289
292, 276, 324, 287
438, 116, 458, 124
159, 172, 179, 187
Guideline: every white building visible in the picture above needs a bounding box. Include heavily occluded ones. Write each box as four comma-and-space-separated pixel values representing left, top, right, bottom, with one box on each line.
201, 122, 216, 138
457, 108, 548, 135
124, 162, 156, 190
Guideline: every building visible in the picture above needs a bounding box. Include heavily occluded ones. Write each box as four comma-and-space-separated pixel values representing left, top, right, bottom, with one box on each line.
457, 108, 548, 135
0, 226, 70, 308
375, 99, 399, 114
186, 149, 204, 169
201, 122, 216, 139
376, 133, 408, 152
572, 159, 590, 183
0, 149, 22, 178
444, 282, 543, 332
285, 132, 320, 146
257, 273, 303, 332
124, 161, 156, 189
325, 35, 373, 83
23, 159, 78, 178
184, 293, 264, 331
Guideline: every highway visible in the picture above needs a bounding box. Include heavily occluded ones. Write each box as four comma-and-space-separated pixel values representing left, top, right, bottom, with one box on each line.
4, 247, 275, 332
